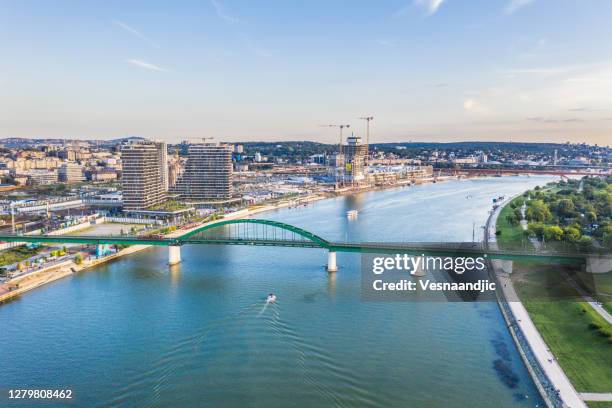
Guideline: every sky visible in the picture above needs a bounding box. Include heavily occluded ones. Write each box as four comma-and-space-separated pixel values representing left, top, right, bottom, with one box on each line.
1, 0, 612, 145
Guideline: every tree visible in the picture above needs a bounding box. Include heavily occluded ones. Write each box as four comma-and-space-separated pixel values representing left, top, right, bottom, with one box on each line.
603, 229, 612, 248
544, 225, 564, 241
528, 222, 545, 239
586, 211, 597, 223
556, 199, 576, 218
74, 254, 83, 265
563, 226, 581, 243
506, 213, 520, 226
578, 236, 593, 250
526, 200, 551, 222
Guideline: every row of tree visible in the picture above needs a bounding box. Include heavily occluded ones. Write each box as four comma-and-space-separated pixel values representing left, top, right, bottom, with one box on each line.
507, 176, 611, 248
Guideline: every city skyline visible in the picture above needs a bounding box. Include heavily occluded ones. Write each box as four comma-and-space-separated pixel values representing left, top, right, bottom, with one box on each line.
2, 1, 612, 145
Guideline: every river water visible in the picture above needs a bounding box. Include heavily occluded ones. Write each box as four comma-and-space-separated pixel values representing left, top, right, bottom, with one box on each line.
1, 176, 556, 408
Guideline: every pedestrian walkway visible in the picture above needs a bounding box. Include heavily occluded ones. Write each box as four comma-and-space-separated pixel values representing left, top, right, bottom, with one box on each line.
488, 202, 586, 408
563, 272, 612, 324
579, 392, 612, 402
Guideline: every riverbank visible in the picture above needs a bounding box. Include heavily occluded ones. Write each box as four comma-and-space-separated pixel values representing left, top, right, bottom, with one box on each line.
0, 174, 488, 304
486, 196, 585, 407
491, 191, 612, 406
0, 191, 332, 303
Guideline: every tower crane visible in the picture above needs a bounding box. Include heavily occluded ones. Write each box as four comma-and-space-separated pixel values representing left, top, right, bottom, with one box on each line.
320, 124, 350, 154
358, 116, 374, 163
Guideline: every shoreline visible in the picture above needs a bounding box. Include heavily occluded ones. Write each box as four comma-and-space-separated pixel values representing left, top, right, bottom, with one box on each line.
0, 188, 337, 303
0, 173, 506, 304
485, 195, 586, 408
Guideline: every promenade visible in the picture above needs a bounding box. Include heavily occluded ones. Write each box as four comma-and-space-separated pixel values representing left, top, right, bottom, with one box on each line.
487, 201, 586, 408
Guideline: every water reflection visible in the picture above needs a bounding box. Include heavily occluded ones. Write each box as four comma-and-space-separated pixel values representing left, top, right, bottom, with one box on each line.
327, 270, 337, 298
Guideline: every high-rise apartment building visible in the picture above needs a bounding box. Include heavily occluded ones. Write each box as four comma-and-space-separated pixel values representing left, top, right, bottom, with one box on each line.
156, 141, 169, 191
173, 143, 233, 201
121, 140, 166, 211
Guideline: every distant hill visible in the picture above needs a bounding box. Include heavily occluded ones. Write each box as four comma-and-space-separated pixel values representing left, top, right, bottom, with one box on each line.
0, 136, 147, 147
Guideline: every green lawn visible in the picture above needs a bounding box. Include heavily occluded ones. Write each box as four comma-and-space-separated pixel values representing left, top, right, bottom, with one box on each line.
497, 197, 612, 393
514, 269, 612, 392
573, 271, 612, 315
587, 402, 612, 408
496, 196, 531, 251
149, 200, 191, 212
0, 246, 40, 267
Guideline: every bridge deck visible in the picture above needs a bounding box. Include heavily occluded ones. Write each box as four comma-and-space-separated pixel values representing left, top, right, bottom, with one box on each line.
0, 234, 589, 264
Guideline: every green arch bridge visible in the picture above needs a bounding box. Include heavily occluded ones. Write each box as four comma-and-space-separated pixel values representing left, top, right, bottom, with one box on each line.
0, 218, 595, 272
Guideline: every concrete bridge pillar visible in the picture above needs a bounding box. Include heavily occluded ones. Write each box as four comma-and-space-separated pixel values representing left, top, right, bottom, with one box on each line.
168, 245, 181, 265
411, 257, 426, 277
586, 255, 612, 273
327, 251, 337, 273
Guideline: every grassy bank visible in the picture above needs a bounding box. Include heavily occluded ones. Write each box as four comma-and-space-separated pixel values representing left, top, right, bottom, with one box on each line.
0, 246, 40, 268
587, 402, 612, 408
496, 191, 612, 393
573, 271, 612, 315
512, 265, 612, 392
496, 195, 530, 251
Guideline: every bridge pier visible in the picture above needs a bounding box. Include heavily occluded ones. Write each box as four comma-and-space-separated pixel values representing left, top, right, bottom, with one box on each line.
327, 251, 337, 273
168, 245, 181, 265
586, 255, 612, 273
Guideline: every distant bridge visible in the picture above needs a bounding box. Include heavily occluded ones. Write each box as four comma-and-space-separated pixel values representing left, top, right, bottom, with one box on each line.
0, 218, 593, 271
448, 168, 610, 177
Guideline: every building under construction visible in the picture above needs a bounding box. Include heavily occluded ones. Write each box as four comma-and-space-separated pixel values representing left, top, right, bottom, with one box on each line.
329, 135, 367, 186
343, 136, 367, 184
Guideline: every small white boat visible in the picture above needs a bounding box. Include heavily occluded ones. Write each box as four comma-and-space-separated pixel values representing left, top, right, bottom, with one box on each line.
266, 294, 277, 303
346, 210, 359, 219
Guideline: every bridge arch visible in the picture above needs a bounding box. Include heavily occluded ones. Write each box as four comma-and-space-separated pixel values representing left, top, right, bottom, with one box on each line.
178, 218, 331, 248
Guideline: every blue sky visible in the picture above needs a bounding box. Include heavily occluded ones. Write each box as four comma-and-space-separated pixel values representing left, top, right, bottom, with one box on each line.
1, 0, 611, 144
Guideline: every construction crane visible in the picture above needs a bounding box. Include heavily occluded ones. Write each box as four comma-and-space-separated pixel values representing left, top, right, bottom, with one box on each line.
320, 124, 350, 154
358, 116, 374, 163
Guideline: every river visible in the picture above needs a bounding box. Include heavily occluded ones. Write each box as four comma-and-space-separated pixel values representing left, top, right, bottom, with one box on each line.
0, 176, 556, 407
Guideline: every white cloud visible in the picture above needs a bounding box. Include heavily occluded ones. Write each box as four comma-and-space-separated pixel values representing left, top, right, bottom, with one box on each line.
416, 0, 445, 15
112, 20, 159, 48
211, 0, 238, 23
505, 0, 535, 14
126, 59, 166, 72
463, 98, 489, 114
395, 0, 445, 17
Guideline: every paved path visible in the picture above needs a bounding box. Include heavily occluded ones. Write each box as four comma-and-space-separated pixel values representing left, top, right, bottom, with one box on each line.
520, 202, 543, 250
563, 272, 612, 324
488, 201, 586, 408
519, 201, 612, 324
579, 392, 612, 401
